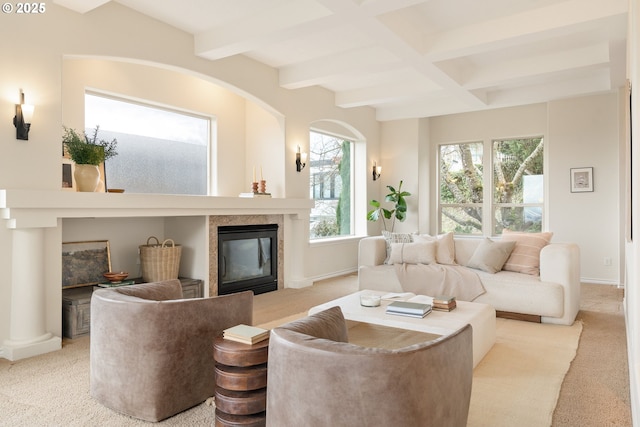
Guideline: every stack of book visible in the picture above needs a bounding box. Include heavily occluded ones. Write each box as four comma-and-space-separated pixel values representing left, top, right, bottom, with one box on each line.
223, 324, 270, 345
432, 295, 457, 312
385, 301, 432, 318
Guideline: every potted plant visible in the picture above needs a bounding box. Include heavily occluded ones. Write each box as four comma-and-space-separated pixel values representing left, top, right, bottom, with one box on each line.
63, 126, 117, 192
367, 180, 411, 232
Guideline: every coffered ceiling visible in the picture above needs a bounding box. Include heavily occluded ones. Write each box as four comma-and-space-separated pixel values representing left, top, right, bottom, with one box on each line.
54, 0, 628, 121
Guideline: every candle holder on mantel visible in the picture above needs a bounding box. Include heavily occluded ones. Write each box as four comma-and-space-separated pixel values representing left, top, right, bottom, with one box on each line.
239, 181, 271, 198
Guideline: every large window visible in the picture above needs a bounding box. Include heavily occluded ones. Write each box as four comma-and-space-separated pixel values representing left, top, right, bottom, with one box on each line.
438, 137, 544, 235
309, 131, 354, 239
85, 93, 210, 195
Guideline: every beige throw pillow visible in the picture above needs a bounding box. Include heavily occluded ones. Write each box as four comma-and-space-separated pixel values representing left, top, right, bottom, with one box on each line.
382, 230, 414, 264
388, 241, 437, 265
413, 232, 456, 265
467, 238, 516, 274
501, 230, 553, 276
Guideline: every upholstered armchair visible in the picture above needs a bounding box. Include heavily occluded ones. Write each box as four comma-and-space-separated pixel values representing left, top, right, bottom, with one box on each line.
90, 280, 253, 422
266, 306, 473, 427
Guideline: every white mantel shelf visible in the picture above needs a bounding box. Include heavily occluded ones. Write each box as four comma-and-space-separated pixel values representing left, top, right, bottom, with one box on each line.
0, 189, 313, 228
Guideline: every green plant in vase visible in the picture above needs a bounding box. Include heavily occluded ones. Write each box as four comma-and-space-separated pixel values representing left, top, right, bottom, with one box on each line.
63, 126, 118, 192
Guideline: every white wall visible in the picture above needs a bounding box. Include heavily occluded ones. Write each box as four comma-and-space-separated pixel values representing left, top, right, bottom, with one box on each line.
548, 94, 621, 284
380, 99, 621, 284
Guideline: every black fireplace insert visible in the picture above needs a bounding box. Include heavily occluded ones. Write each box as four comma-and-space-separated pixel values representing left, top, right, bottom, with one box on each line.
217, 224, 278, 295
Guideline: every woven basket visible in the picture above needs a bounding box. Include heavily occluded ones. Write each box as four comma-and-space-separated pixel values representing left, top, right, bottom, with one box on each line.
139, 236, 182, 282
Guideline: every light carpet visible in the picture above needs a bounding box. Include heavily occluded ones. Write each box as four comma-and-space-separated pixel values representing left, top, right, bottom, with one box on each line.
0, 315, 582, 426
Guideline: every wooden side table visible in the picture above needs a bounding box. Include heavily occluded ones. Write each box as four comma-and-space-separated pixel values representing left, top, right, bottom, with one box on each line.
213, 336, 269, 427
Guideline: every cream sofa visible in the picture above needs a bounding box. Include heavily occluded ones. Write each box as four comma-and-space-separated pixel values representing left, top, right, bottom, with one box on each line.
358, 235, 580, 325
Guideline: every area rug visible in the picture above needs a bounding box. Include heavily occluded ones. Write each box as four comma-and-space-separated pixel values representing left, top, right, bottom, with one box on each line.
468, 318, 583, 427
0, 315, 581, 426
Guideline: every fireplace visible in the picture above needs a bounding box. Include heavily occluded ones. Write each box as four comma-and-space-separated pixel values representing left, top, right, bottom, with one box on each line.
217, 224, 278, 295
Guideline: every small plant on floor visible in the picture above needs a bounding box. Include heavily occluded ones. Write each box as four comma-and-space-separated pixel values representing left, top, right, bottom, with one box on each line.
366, 180, 411, 232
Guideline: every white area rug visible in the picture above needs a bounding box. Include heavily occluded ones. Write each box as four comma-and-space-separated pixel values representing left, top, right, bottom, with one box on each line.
0, 316, 581, 426
468, 318, 583, 427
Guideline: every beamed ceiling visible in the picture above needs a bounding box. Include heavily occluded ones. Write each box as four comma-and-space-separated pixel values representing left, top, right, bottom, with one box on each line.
54, 0, 628, 121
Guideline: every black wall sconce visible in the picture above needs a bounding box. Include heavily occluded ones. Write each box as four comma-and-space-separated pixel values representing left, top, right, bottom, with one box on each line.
13, 90, 34, 140
372, 162, 382, 181
296, 145, 307, 172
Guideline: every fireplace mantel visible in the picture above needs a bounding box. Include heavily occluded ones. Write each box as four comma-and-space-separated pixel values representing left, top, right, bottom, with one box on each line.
0, 189, 313, 228
0, 189, 312, 361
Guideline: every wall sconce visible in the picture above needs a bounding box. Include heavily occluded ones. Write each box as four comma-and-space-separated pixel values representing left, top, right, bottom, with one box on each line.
13, 90, 34, 140
296, 145, 307, 172
372, 162, 382, 181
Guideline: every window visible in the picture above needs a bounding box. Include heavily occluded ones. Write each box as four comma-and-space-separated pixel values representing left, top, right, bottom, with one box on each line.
85, 93, 210, 195
438, 137, 544, 235
309, 131, 353, 239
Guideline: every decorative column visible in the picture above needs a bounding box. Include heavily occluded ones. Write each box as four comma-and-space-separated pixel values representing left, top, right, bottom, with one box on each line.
2, 228, 61, 360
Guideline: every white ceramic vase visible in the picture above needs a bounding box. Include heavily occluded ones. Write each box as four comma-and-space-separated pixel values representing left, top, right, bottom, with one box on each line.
74, 164, 100, 192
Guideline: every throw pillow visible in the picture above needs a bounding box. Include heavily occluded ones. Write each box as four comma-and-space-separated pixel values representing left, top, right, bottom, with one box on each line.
382, 230, 414, 264
413, 232, 456, 265
501, 230, 553, 276
388, 241, 437, 265
466, 238, 516, 274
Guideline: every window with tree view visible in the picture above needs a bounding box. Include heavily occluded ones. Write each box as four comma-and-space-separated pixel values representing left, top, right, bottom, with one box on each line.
439, 137, 544, 235
309, 131, 353, 239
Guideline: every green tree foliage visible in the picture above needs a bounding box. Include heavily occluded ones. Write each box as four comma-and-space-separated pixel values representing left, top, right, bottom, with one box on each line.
440, 138, 543, 233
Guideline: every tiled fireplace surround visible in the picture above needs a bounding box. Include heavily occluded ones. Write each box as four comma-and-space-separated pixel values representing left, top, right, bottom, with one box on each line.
209, 215, 284, 296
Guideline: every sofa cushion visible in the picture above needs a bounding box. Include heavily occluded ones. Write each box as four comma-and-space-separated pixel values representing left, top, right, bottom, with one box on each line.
501, 230, 553, 276
413, 232, 456, 265
388, 241, 437, 265
382, 231, 414, 264
473, 270, 564, 317
467, 238, 516, 274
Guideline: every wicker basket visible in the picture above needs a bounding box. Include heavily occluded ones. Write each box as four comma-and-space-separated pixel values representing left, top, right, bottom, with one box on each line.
139, 236, 182, 282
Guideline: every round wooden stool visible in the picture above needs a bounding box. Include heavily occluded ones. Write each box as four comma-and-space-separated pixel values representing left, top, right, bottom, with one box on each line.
213, 336, 269, 427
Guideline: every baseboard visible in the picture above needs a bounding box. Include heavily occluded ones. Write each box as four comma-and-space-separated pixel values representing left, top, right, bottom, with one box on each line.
581, 278, 620, 285
308, 268, 358, 284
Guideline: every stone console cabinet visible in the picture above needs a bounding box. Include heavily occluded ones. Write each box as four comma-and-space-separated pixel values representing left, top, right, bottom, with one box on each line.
62, 278, 203, 339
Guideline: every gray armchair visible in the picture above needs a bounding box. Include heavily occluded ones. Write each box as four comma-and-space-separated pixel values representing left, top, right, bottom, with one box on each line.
266, 306, 473, 427
90, 280, 253, 422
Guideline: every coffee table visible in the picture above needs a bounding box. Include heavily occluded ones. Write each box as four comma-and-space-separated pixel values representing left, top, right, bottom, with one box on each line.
309, 290, 496, 368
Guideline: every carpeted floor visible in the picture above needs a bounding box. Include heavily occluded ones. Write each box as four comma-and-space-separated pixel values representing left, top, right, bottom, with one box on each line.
0, 279, 631, 426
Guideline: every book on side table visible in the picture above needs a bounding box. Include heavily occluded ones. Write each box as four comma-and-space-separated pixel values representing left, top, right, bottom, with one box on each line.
223, 324, 270, 345
385, 301, 432, 318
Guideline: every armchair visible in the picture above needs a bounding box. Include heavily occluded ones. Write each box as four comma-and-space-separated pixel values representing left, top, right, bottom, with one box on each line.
266, 306, 473, 427
90, 280, 253, 422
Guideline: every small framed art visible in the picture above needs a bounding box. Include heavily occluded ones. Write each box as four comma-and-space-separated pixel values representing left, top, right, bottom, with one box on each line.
570, 167, 594, 193
62, 240, 112, 288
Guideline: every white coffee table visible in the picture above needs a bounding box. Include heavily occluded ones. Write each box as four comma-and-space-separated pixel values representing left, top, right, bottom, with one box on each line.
309, 290, 496, 368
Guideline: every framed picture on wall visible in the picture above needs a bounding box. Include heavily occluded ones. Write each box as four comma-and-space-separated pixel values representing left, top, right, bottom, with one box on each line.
570, 167, 594, 193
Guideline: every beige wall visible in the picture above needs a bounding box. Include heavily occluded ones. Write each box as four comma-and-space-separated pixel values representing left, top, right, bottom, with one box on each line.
380, 97, 621, 284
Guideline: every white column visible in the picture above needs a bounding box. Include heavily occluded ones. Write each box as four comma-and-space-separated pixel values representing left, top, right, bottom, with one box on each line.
285, 214, 313, 288
2, 228, 61, 360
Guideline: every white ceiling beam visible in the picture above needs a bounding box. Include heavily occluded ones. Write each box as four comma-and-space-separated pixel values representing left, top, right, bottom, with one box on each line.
486, 69, 612, 106
316, 0, 488, 109
279, 47, 401, 89
195, 0, 332, 60
53, 0, 111, 14
462, 43, 611, 90
424, 0, 627, 61
335, 80, 440, 108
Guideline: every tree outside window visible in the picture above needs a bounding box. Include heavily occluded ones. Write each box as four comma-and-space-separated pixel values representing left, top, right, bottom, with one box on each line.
309, 131, 353, 239
439, 137, 544, 235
